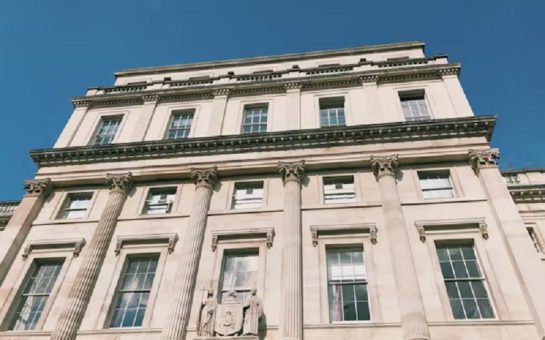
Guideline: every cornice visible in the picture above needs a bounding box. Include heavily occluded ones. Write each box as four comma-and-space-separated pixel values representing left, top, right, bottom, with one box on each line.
30, 116, 495, 167
508, 184, 545, 203
114, 41, 425, 77
73, 63, 460, 108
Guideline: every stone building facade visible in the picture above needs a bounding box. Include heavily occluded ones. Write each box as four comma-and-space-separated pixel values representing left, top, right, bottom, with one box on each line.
0, 41, 544, 340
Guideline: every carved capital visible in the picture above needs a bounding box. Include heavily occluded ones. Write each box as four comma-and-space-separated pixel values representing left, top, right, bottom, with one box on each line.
72, 99, 91, 108
468, 149, 500, 175
283, 82, 302, 91
191, 167, 219, 189
211, 88, 230, 97
24, 178, 52, 198
278, 161, 305, 184
370, 155, 399, 180
142, 94, 159, 102
106, 172, 134, 194
360, 75, 379, 83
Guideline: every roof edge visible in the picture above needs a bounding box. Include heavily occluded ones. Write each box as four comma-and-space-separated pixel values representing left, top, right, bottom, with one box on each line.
115, 41, 425, 77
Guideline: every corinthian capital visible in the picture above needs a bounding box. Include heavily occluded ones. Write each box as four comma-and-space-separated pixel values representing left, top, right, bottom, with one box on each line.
106, 172, 134, 194
278, 161, 305, 184
468, 149, 500, 174
370, 155, 399, 180
191, 167, 219, 189
24, 178, 52, 198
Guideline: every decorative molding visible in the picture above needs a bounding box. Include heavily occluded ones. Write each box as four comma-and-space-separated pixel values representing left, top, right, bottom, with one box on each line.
30, 116, 496, 167
24, 178, 52, 198
22, 238, 86, 259
278, 161, 305, 184
211, 88, 231, 97
74, 63, 460, 108
360, 75, 379, 83
210, 228, 275, 251
72, 99, 91, 108
310, 223, 377, 246
415, 218, 488, 242
142, 94, 160, 102
114, 233, 179, 255
370, 155, 399, 180
283, 82, 303, 91
191, 167, 219, 189
508, 184, 545, 203
468, 149, 500, 175
106, 172, 134, 194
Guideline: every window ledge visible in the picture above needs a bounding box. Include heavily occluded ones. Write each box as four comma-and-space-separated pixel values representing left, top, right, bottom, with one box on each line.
401, 197, 487, 205
303, 322, 400, 329
428, 319, 534, 326
77, 328, 162, 335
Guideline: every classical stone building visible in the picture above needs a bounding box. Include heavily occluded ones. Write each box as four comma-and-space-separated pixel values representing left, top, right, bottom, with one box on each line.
0, 41, 544, 340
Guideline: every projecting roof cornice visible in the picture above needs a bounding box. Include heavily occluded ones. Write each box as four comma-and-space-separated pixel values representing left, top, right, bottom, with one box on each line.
115, 41, 425, 77
30, 116, 495, 167
508, 184, 545, 203
73, 63, 460, 108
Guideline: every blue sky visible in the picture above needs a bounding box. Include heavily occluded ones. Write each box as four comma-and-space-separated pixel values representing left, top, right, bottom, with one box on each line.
0, 0, 544, 200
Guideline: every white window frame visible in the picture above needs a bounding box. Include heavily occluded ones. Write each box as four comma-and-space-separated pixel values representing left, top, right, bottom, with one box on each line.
241, 104, 269, 134
142, 187, 177, 215
0, 249, 74, 332
322, 176, 357, 204
317, 237, 376, 324
398, 90, 432, 122
100, 246, 168, 329
56, 192, 94, 220
90, 115, 124, 145
231, 181, 265, 210
319, 97, 346, 128
165, 110, 195, 140
417, 170, 456, 200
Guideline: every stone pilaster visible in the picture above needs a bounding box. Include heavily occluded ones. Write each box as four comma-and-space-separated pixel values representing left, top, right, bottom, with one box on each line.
51, 173, 133, 340
469, 149, 545, 337
207, 89, 230, 135
0, 178, 52, 286
162, 167, 218, 340
278, 161, 305, 340
370, 155, 430, 340
284, 83, 302, 130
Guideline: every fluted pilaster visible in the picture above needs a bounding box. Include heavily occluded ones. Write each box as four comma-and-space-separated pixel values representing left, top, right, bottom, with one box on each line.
51, 173, 133, 340
370, 156, 430, 340
278, 161, 305, 340
162, 167, 218, 340
0, 178, 52, 286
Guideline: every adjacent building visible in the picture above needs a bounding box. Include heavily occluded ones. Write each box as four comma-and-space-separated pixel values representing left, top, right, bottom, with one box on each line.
0, 41, 544, 340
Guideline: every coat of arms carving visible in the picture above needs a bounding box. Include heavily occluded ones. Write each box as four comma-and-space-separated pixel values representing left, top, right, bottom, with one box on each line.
214, 291, 243, 336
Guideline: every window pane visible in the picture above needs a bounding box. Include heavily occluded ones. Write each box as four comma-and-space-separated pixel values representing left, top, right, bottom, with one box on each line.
419, 172, 454, 199
59, 193, 92, 219
143, 187, 177, 214
8, 260, 64, 331
94, 118, 121, 145
323, 176, 356, 204
399, 92, 431, 121
110, 256, 158, 328
232, 182, 264, 209
436, 244, 494, 320
219, 251, 259, 304
167, 111, 193, 140
242, 106, 268, 134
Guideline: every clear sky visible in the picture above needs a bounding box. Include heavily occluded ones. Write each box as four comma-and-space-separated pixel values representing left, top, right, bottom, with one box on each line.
0, 0, 544, 200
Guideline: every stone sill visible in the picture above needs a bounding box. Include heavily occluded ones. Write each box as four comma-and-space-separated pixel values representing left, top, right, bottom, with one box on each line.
195, 337, 257, 340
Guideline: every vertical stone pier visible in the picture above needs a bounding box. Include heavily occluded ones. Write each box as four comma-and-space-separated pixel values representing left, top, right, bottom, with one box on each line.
371, 155, 430, 340
278, 161, 305, 340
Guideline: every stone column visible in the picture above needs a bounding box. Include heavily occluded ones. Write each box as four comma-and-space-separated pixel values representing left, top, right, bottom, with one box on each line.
469, 149, 545, 337
278, 161, 305, 340
371, 155, 430, 340
162, 167, 218, 340
207, 89, 230, 136
0, 179, 52, 286
51, 173, 133, 340
284, 83, 302, 130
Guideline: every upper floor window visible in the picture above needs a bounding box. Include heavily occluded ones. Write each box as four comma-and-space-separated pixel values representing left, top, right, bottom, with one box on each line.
503, 174, 520, 185
326, 246, 370, 321
142, 187, 176, 215
219, 250, 259, 303
232, 182, 264, 209
436, 243, 494, 319
418, 171, 455, 199
167, 110, 194, 140
526, 226, 543, 253
242, 105, 268, 134
93, 116, 122, 145
57, 193, 93, 219
323, 176, 356, 204
399, 90, 431, 121
320, 97, 345, 127
6, 259, 64, 330
110, 255, 159, 328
